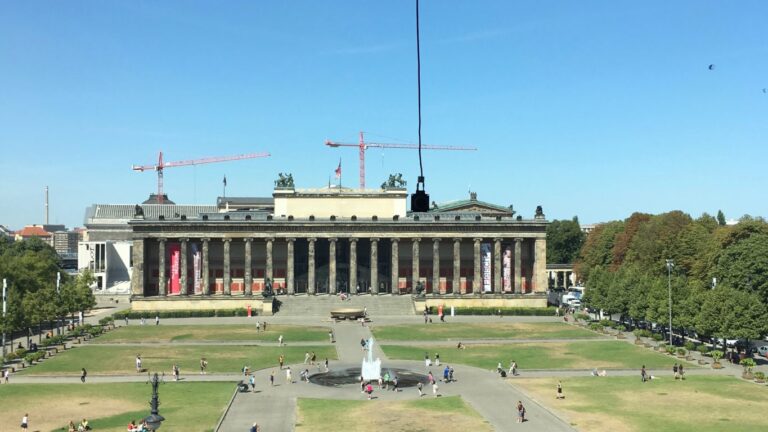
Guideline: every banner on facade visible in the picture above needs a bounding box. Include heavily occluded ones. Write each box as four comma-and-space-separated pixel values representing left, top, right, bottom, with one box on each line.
169, 243, 181, 295
503, 247, 512, 292
481, 243, 492, 292
192, 243, 201, 294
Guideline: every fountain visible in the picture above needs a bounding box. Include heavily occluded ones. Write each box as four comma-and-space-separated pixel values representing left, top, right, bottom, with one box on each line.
361, 337, 382, 381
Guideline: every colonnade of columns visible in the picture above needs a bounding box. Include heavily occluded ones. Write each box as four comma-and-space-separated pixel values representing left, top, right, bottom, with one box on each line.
134, 236, 547, 297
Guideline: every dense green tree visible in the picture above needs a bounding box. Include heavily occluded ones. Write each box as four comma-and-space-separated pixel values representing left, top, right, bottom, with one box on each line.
717, 210, 726, 226
610, 213, 651, 270
626, 211, 692, 275
574, 221, 624, 281
696, 286, 768, 341
715, 233, 768, 303
546, 217, 585, 264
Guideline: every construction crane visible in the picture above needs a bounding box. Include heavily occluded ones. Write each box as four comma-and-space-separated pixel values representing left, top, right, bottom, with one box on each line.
132, 151, 270, 204
325, 131, 477, 189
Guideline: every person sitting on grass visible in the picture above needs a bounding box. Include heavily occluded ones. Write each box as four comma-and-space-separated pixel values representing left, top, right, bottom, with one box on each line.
457, 342, 466, 349
68, 421, 76, 432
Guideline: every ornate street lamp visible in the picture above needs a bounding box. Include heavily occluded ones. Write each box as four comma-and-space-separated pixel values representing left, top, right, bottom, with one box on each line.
143, 373, 165, 430
666, 259, 674, 346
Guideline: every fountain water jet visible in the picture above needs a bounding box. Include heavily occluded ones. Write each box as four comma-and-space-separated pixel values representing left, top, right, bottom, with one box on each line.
361, 337, 382, 381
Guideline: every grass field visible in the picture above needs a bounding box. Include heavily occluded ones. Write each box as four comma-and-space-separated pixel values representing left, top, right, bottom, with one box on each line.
0, 382, 233, 432
513, 375, 768, 431
381, 341, 690, 370
94, 324, 330, 343
19, 345, 337, 375
371, 322, 599, 341
296, 396, 492, 432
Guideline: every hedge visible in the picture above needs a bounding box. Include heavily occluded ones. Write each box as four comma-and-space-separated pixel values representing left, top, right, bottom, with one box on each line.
450, 307, 556, 316
113, 308, 251, 319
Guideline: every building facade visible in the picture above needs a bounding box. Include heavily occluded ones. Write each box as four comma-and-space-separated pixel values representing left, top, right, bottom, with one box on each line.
128, 187, 549, 310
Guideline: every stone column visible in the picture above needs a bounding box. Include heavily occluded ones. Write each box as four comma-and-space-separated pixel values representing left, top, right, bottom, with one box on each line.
244, 238, 253, 296
514, 238, 523, 294
265, 238, 274, 286
223, 239, 232, 295
473, 238, 482, 294
391, 238, 399, 294
308, 238, 316, 295
453, 238, 462, 294
563, 270, 569, 290
286, 238, 295, 295
535, 238, 547, 293
131, 238, 145, 296
202, 238, 210, 295
349, 239, 358, 294
370, 238, 379, 294
494, 238, 502, 293
412, 238, 420, 293
433, 239, 442, 294
180, 239, 188, 295
158, 239, 167, 296
329, 238, 337, 294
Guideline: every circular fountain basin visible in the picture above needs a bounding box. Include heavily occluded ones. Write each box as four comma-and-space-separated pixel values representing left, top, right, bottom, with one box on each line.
309, 367, 428, 388
330, 308, 365, 320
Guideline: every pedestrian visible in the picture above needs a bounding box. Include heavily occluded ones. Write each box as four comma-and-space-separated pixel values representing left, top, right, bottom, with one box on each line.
329, 330, 335, 343
556, 381, 564, 399
80, 368, 87, 383
4, 368, 10, 383
384, 371, 390, 390
311, 351, 317, 365
324, 358, 329, 372
286, 366, 292, 383
392, 376, 399, 392
440, 312, 445, 322
366, 382, 373, 400
248, 373, 256, 391
417, 381, 424, 396
516, 401, 525, 423
641, 365, 647, 383
679, 363, 685, 380
124, 316, 129, 326
435, 353, 441, 366
155, 315, 159, 325
361, 338, 367, 351
262, 321, 267, 331
449, 366, 455, 382
432, 382, 439, 397
425, 352, 431, 368
250, 423, 260, 432
428, 371, 434, 384
364, 306, 368, 317
173, 364, 180, 381
304, 351, 310, 364
279, 354, 285, 369
269, 370, 275, 386
256, 321, 261, 332
200, 357, 208, 375
423, 310, 428, 324
136, 355, 142, 373
509, 361, 517, 376
21, 413, 28, 431
141, 317, 146, 325
673, 363, 679, 380
278, 335, 284, 346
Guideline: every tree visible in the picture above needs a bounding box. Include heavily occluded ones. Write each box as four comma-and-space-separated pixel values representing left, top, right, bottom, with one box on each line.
574, 221, 624, 282
610, 213, 651, 270
546, 217, 585, 264
717, 210, 726, 226
715, 233, 768, 303
696, 286, 768, 343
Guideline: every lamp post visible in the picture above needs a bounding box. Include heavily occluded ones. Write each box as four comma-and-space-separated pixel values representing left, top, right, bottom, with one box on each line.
143, 373, 165, 430
2, 278, 7, 359
666, 259, 674, 346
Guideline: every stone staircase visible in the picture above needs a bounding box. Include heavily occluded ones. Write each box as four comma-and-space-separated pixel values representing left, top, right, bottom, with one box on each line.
275, 294, 415, 317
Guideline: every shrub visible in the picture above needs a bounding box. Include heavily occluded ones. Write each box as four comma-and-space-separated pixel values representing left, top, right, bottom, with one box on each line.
740, 358, 756, 372
711, 350, 724, 362
676, 348, 687, 356
452, 307, 557, 316
697, 345, 710, 355
666, 346, 676, 355
24, 352, 45, 364
754, 371, 765, 380
588, 323, 604, 332
615, 324, 626, 332
98, 316, 115, 326
633, 329, 652, 338
4, 352, 18, 361
113, 309, 251, 319
599, 319, 612, 327
14, 348, 28, 358
575, 313, 590, 321
684, 341, 696, 351
652, 334, 664, 342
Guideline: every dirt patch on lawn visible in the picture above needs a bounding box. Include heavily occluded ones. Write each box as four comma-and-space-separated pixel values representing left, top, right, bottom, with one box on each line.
7, 396, 142, 432
296, 399, 493, 432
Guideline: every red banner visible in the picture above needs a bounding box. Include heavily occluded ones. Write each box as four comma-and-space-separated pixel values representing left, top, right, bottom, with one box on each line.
169, 243, 181, 295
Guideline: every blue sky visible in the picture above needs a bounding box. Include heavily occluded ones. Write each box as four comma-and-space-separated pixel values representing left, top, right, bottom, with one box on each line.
1, 1, 766, 229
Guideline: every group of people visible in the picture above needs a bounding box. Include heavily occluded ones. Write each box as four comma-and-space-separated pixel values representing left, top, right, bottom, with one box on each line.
497, 360, 517, 378
126, 419, 153, 431
424, 352, 441, 367
66, 418, 90, 431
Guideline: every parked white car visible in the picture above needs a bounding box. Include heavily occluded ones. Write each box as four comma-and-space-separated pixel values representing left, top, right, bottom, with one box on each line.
757, 346, 768, 358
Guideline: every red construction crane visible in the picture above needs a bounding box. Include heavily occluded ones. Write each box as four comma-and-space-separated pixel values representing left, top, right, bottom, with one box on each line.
325, 131, 477, 189
132, 151, 270, 204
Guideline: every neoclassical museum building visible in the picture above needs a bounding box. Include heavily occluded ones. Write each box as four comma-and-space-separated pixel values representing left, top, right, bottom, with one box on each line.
117, 186, 548, 312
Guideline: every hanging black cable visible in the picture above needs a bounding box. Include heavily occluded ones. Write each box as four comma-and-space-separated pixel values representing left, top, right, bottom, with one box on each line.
410, 0, 430, 212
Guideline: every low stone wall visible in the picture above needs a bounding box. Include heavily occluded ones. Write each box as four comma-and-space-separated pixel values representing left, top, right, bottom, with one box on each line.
131, 297, 266, 313
419, 295, 548, 309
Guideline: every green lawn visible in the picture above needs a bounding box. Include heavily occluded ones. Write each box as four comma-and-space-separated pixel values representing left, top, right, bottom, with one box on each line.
0, 382, 233, 432
371, 322, 599, 341
381, 340, 691, 370
296, 396, 492, 432
514, 375, 768, 431
94, 324, 330, 343
20, 345, 337, 375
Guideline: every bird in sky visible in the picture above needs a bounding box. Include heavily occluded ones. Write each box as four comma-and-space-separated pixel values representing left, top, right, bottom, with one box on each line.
708, 64, 715, 70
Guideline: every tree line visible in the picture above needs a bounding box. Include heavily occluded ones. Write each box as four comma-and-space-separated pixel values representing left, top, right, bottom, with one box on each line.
0, 236, 95, 354
573, 210, 768, 343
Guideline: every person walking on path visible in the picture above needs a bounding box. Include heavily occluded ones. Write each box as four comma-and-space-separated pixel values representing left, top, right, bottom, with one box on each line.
250, 423, 260, 432
329, 330, 335, 343
516, 401, 526, 423
428, 371, 435, 384
366, 382, 374, 400
556, 381, 564, 399
278, 335, 284, 346
304, 352, 310, 365
200, 357, 208, 375
361, 338, 367, 351
641, 365, 647, 383
423, 309, 428, 324
269, 371, 275, 386
285, 367, 292, 384
509, 361, 517, 377
432, 382, 439, 397
124, 316, 129, 326
21, 413, 28, 431
324, 358, 329, 372
679, 363, 685, 380
262, 321, 267, 331
256, 321, 261, 332
417, 381, 424, 397
249, 374, 256, 392
135, 355, 142, 373
80, 368, 87, 383
172, 364, 180, 381
425, 352, 431, 368
4, 368, 10, 383
443, 365, 450, 383
141, 317, 146, 325
311, 351, 317, 365
435, 353, 441, 366
673, 363, 679, 380
155, 315, 160, 325
279, 354, 285, 369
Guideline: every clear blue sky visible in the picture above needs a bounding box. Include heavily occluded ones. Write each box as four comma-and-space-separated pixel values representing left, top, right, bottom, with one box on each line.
1, 1, 766, 229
